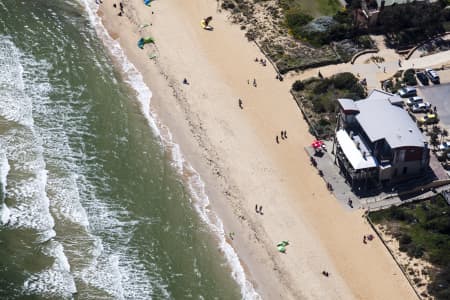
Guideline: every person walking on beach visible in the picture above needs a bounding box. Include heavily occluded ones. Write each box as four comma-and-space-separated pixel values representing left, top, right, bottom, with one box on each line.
238, 98, 243, 109
281, 130, 285, 140
253, 78, 257, 87
283, 130, 287, 139
255, 204, 259, 213
276, 135, 279, 144
259, 206, 263, 215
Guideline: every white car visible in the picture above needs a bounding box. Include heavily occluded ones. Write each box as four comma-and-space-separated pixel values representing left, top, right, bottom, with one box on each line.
426, 68, 440, 84
406, 96, 423, 107
398, 86, 417, 98
439, 142, 450, 152
411, 102, 431, 113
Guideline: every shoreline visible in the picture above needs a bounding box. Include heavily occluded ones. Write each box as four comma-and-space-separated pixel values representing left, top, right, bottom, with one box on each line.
95, 0, 418, 299
83, 0, 260, 297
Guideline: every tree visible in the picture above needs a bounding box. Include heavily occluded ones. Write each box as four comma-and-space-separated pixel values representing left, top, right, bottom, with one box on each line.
430, 131, 440, 150
433, 125, 442, 137
292, 80, 305, 91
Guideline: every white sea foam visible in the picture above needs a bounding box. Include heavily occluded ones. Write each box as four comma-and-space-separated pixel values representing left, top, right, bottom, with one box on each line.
0, 38, 77, 297
24, 240, 77, 298
81, 2, 261, 299
0, 150, 11, 225
0, 202, 10, 225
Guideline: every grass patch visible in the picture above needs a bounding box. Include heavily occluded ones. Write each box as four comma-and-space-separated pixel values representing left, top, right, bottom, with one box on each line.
370, 195, 450, 300
280, 0, 341, 17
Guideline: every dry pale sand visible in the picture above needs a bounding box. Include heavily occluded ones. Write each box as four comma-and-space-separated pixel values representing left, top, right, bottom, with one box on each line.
97, 0, 418, 299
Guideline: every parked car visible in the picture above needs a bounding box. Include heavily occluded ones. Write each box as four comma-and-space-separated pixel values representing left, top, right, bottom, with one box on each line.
411, 102, 431, 113
406, 96, 423, 107
416, 71, 429, 85
418, 113, 439, 125
438, 141, 450, 152
426, 68, 440, 84
398, 86, 417, 98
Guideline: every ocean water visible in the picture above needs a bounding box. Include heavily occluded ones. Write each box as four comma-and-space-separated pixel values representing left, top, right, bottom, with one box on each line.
0, 0, 255, 299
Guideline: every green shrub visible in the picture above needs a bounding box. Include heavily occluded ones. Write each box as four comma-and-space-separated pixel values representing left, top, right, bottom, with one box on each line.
292, 80, 305, 91
312, 99, 326, 113
318, 118, 331, 126
407, 244, 424, 258
400, 234, 412, 245
312, 79, 332, 94
332, 72, 358, 89
429, 268, 450, 300
357, 35, 373, 48
403, 68, 418, 86
285, 7, 313, 30
370, 195, 450, 300
387, 206, 414, 222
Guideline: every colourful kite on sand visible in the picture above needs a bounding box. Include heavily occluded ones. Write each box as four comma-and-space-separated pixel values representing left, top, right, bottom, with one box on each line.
137, 37, 155, 49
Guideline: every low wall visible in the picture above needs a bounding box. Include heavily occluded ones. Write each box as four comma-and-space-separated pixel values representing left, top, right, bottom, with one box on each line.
291, 90, 319, 138
350, 48, 379, 64
405, 31, 450, 60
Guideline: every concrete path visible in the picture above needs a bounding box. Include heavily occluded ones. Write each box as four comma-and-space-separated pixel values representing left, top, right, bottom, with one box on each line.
286, 35, 450, 91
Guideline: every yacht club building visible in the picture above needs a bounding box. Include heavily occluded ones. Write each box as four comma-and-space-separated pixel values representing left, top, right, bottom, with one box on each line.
334, 90, 429, 190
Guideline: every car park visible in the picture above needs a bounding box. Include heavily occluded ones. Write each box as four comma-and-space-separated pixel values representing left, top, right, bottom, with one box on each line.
398, 86, 417, 98
406, 96, 423, 107
426, 68, 440, 84
418, 113, 439, 125
411, 102, 431, 113
416, 71, 429, 85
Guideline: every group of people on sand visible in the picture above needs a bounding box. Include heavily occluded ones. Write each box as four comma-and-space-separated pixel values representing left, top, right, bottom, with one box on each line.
275, 130, 287, 144
255, 204, 263, 215
255, 57, 267, 67
363, 234, 374, 244
111, 2, 124, 16
246, 78, 258, 87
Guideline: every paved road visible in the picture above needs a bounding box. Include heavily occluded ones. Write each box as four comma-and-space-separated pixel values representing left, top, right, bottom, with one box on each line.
419, 83, 450, 130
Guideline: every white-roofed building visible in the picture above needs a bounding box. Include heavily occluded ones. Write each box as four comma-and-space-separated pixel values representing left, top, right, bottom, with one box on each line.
334, 89, 429, 190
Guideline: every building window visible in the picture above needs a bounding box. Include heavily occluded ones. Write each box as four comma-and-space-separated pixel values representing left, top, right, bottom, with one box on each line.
403, 167, 408, 175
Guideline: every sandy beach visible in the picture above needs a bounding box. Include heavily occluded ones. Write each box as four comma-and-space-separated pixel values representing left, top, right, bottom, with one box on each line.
97, 0, 418, 298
